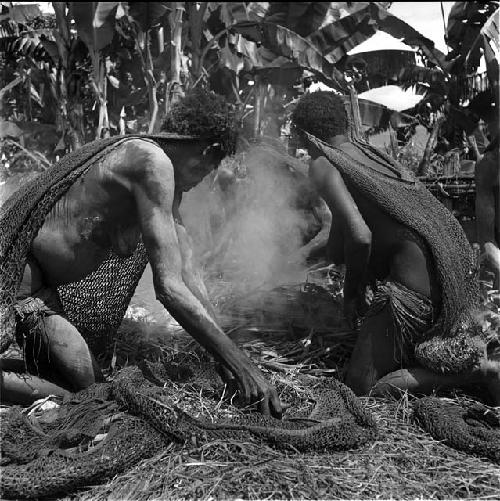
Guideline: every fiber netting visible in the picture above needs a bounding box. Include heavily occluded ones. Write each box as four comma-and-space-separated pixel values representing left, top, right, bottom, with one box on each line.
0, 360, 378, 499
414, 397, 500, 464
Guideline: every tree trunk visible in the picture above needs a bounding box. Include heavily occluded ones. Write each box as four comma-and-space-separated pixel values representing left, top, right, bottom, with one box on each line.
483, 36, 499, 110
388, 122, 398, 159
145, 31, 159, 134
417, 116, 444, 177
25, 68, 32, 121
157, 26, 164, 54
187, 2, 207, 81
91, 54, 109, 140
253, 76, 263, 139
169, 2, 184, 102
163, 3, 185, 117
468, 134, 482, 161
119, 106, 126, 135
55, 63, 68, 149
52, 2, 84, 149
349, 86, 363, 140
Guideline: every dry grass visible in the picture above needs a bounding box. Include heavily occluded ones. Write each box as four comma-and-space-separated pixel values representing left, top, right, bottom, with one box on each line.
63, 271, 500, 501
70, 397, 500, 501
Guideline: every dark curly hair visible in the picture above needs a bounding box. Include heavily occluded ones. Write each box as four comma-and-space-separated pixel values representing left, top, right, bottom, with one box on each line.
162, 88, 238, 154
291, 91, 348, 141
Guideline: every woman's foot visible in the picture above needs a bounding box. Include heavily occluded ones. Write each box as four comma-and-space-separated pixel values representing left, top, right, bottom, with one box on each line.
371, 368, 465, 397
372, 362, 500, 406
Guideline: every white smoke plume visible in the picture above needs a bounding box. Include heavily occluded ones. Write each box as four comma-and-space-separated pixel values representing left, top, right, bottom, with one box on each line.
181, 144, 321, 295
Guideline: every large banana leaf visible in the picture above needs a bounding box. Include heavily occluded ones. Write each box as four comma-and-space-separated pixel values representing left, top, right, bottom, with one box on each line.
263, 2, 330, 37
231, 21, 348, 90
447, 2, 498, 56
461, 6, 500, 73
0, 25, 58, 66
2, 3, 42, 24
398, 66, 446, 89
307, 3, 446, 69
204, 2, 265, 36
128, 2, 169, 32
307, 3, 378, 62
69, 2, 115, 51
93, 2, 169, 31
377, 9, 447, 70
0, 19, 19, 41
358, 98, 417, 132
92, 2, 121, 28
481, 7, 499, 50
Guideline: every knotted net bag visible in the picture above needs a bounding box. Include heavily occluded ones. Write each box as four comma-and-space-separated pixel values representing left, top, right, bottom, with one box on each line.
414, 397, 500, 464
0, 361, 378, 499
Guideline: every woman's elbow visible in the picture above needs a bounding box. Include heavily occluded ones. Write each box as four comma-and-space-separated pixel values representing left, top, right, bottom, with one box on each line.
347, 231, 372, 254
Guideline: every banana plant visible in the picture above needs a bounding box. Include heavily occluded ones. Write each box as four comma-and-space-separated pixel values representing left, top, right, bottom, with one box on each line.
68, 1, 119, 139
0, 2, 86, 152
92, 2, 173, 132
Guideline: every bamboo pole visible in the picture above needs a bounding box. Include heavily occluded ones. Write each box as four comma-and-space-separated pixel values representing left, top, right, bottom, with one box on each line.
253, 75, 263, 139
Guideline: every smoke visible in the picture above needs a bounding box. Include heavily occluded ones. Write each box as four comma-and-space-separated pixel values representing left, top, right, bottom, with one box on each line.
131, 143, 323, 325
181, 144, 320, 295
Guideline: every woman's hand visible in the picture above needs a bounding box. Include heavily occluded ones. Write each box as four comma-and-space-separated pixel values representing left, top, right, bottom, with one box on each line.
217, 362, 282, 418
344, 285, 371, 329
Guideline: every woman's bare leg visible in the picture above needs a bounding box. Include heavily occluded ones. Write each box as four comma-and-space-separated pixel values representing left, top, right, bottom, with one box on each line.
345, 304, 401, 395
372, 360, 500, 405
2, 256, 103, 405
2, 313, 104, 405
0, 369, 71, 405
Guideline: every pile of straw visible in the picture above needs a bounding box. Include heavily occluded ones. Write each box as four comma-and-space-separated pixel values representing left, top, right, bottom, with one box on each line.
71, 395, 500, 500
69, 270, 500, 500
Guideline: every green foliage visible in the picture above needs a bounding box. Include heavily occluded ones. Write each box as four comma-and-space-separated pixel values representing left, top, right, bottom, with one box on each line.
161, 88, 238, 154
128, 2, 170, 31
264, 2, 330, 37
230, 21, 347, 90
5, 1, 489, 157
446, 1, 499, 74
396, 140, 423, 173
70, 2, 115, 51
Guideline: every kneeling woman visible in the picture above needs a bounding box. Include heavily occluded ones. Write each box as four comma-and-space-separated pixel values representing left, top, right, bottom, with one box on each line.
290, 91, 499, 404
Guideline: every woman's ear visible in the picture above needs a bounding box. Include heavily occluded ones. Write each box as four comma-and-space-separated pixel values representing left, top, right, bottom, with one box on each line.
203, 142, 226, 164
202, 142, 221, 156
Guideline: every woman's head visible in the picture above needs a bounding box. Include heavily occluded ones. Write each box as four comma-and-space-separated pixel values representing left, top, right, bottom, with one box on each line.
162, 88, 238, 190
291, 91, 348, 142
162, 88, 238, 158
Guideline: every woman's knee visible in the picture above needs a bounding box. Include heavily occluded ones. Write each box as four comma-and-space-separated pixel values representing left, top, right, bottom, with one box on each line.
34, 315, 102, 391
345, 363, 377, 396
